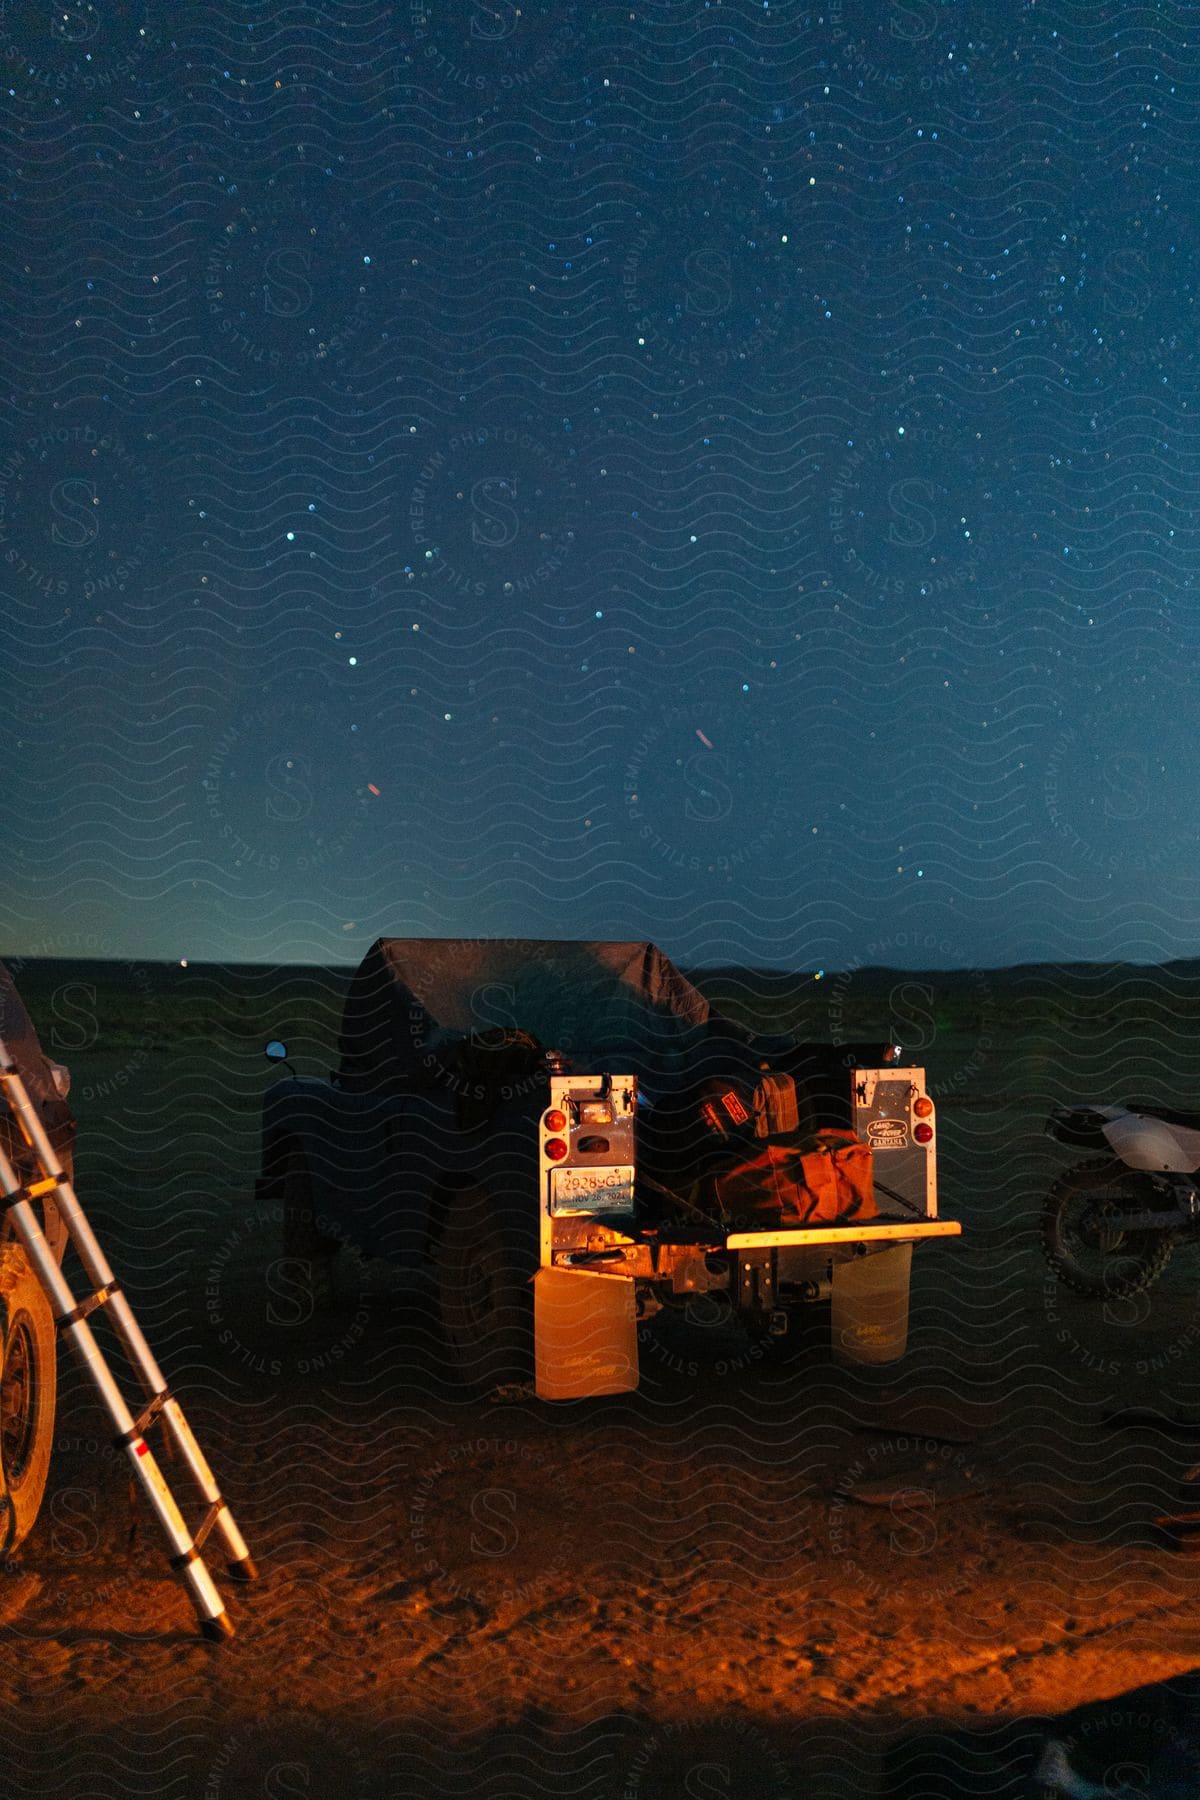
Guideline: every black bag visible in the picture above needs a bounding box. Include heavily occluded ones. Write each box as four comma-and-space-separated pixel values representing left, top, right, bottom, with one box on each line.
697, 1070, 801, 1141
697, 1077, 757, 1139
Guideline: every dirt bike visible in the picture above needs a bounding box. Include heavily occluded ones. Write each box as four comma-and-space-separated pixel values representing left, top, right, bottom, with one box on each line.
1041, 1101, 1200, 1299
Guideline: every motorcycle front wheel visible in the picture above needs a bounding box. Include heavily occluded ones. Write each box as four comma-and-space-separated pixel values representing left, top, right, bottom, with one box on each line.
1041, 1158, 1174, 1299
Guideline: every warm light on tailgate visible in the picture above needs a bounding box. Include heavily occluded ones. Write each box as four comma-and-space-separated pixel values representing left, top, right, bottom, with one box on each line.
540, 1074, 637, 1217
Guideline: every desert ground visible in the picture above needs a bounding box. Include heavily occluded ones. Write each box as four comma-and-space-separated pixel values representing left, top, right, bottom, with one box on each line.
3, 954, 1200, 1797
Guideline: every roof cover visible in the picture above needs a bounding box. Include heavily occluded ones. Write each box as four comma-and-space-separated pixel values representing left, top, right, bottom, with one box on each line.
338, 938, 718, 1090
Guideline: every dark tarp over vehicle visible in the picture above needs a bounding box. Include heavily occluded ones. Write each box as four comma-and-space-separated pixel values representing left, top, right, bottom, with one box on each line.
337, 938, 725, 1095
267, 936, 901, 1256
334, 937, 889, 1131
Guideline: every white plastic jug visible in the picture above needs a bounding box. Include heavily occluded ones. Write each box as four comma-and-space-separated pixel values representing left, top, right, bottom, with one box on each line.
830, 1243, 913, 1364
533, 1265, 639, 1399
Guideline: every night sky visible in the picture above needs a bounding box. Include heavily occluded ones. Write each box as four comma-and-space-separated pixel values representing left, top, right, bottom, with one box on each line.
2, 0, 1198, 975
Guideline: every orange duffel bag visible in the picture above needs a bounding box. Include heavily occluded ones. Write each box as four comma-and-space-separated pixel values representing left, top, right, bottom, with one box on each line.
711, 1129, 877, 1229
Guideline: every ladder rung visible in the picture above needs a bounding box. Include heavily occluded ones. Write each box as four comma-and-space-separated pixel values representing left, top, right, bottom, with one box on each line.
26, 1174, 65, 1198
117, 1387, 172, 1446
0, 1172, 68, 1214
169, 1499, 225, 1570
56, 1281, 121, 1332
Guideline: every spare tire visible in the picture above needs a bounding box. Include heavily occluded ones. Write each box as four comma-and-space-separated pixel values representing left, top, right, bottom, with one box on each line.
0, 1242, 56, 1552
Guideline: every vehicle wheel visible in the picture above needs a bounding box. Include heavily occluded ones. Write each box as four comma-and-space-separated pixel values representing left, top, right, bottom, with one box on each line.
1041, 1158, 1174, 1299
434, 1185, 534, 1394
0, 1243, 56, 1553
281, 1147, 339, 1311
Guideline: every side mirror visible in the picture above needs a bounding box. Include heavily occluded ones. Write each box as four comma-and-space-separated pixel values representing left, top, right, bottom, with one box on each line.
265, 1040, 289, 1061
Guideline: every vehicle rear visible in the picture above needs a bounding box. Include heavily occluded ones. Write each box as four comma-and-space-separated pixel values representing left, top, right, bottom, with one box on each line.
533, 1058, 960, 1399
255, 939, 963, 1400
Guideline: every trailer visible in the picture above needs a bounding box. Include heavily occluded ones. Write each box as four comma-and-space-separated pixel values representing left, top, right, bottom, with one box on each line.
256, 939, 961, 1398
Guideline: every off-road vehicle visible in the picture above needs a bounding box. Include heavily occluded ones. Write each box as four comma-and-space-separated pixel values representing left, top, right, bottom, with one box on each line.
256, 939, 961, 1397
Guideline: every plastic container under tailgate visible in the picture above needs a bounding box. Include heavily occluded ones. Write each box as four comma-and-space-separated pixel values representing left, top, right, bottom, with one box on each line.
534, 1265, 639, 1399
830, 1243, 913, 1364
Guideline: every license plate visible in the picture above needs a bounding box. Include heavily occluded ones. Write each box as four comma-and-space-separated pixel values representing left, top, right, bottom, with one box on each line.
550, 1164, 636, 1215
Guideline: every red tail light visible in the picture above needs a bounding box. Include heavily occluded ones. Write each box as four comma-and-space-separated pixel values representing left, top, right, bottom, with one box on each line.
545, 1138, 568, 1161
914, 1123, 933, 1144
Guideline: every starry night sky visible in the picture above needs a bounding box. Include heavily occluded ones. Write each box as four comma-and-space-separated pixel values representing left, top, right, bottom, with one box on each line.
1, 0, 1198, 976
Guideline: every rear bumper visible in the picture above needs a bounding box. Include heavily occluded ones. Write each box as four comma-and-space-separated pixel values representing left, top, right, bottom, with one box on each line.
725, 1219, 961, 1250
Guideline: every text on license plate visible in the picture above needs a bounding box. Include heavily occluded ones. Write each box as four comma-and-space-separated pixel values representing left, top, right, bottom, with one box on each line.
550, 1164, 636, 1215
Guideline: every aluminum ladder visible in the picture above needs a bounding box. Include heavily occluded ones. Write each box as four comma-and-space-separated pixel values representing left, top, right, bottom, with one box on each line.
0, 1040, 255, 1640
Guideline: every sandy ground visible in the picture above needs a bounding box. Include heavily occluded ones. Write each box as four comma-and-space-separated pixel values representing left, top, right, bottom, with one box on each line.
3, 996, 1200, 1796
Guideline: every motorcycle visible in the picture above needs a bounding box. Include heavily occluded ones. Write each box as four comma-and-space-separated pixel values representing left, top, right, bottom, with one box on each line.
1042, 1101, 1200, 1298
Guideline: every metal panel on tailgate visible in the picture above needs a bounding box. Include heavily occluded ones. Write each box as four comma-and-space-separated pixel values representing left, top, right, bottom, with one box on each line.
852, 1067, 937, 1217
539, 1073, 638, 1262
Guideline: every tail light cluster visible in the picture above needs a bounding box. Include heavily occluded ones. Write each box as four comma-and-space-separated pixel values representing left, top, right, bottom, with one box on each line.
542, 1108, 569, 1159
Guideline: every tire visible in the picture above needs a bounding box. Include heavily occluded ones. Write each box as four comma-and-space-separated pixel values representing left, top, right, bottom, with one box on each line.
0, 1243, 57, 1553
280, 1147, 339, 1312
434, 1185, 534, 1394
1041, 1158, 1174, 1300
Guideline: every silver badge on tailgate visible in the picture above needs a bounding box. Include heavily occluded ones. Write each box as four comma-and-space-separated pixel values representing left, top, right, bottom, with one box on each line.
867, 1117, 909, 1150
